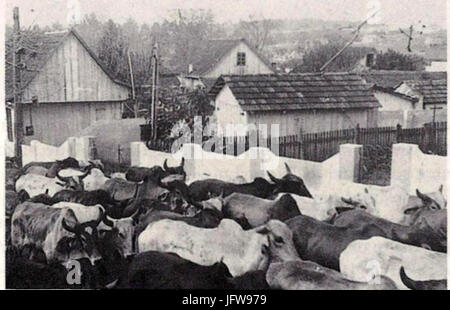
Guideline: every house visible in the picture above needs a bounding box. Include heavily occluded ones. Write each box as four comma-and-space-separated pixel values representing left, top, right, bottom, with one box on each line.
180, 39, 275, 91
360, 71, 446, 111
394, 79, 447, 110
5, 29, 130, 146
209, 73, 380, 136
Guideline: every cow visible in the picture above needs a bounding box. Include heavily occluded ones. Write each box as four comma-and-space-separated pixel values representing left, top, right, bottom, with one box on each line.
331, 209, 446, 252
250, 218, 396, 290
337, 182, 410, 223
21, 157, 80, 178
399, 266, 447, 290
222, 193, 300, 228
11, 202, 100, 264
6, 245, 70, 289
188, 163, 312, 201
163, 157, 186, 181
81, 167, 111, 191
15, 170, 82, 197
122, 251, 234, 289
137, 218, 273, 277
285, 215, 386, 271
52, 189, 125, 217
340, 236, 447, 290
134, 208, 223, 239
404, 186, 446, 214
25, 166, 49, 176
266, 260, 397, 290
102, 178, 138, 201
125, 165, 168, 183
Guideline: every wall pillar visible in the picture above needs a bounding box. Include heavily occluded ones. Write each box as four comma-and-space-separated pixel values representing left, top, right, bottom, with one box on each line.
391, 143, 417, 192
30, 140, 40, 162
339, 144, 362, 182
67, 137, 77, 158
130, 142, 142, 166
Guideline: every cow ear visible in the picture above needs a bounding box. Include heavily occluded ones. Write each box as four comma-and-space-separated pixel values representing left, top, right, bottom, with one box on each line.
284, 162, 292, 174
403, 206, 419, 214
439, 184, 443, 193
416, 189, 431, 202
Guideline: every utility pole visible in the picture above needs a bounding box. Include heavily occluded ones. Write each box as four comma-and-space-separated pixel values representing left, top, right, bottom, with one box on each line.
13, 7, 24, 167
320, 9, 380, 72
127, 50, 137, 118
150, 42, 159, 141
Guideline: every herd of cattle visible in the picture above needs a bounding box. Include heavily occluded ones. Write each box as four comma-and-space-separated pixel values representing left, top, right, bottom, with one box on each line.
4, 156, 447, 290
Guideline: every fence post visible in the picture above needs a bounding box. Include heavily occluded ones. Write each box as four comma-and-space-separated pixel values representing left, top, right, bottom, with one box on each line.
355, 124, 361, 144
339, 144, 362, 182
424, 123, 433, 153
118, 144, 121, 165
396, 124, 403, 143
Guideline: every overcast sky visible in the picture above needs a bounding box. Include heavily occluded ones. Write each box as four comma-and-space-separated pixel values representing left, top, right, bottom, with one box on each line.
4, 0, 447, 28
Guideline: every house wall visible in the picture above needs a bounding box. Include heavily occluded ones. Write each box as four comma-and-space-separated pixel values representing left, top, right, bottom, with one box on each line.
22, 32, 129, 103
373, 90, 417, 111
247, 108, 378, 135
426, 61, 447, 72
213, 85, 248, 135
203, 41, 274, 78
20, 101, 121, 146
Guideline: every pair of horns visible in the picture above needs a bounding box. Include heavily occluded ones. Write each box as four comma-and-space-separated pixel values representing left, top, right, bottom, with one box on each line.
267, 163, 292, 183
163, 158, 185, 170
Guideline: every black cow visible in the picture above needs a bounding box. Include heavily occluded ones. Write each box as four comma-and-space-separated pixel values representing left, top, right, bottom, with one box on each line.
125, 166, 168, 183
286, 215, 386, 271
120, 251, 235, 289
188, 163, 312, 201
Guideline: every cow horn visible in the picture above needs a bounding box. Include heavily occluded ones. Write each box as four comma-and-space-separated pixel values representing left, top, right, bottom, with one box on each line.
163, 159, 169, 171
267, 171, 281, 184
79, 167, 92, 181
439, 184, 444, 193
103, 212, 115, 227
62, 219, 79, 235
56, 170, 71, 183
181, 157, 185, 167
399, 266, 421, 290
285, 162, 292, 174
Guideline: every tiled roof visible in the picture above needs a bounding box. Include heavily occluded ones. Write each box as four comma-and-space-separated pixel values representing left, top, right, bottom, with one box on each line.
209, 73, 380, 111
360, 70, 447, 89
401, 79, 447, 106
5, 29, 129, 101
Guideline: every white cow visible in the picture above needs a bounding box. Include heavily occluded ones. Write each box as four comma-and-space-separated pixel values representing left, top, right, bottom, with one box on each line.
137, 218, 270, 277
15, 174, 77, 197
82, 168, 110, 191
52, 202, 104, 223
340, 236, 447, 290
329, 181, 410, 223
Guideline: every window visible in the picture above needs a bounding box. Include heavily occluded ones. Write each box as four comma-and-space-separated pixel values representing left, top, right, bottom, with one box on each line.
237, 52, 246, 66
95, 107, 106, 121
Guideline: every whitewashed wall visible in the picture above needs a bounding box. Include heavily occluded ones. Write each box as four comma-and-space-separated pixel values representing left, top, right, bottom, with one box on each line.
22, 136, 95, 165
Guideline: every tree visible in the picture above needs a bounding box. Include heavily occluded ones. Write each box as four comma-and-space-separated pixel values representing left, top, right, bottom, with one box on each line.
293, 43, 375, 72
232, 18, 276, 51
372, 49, 425, 71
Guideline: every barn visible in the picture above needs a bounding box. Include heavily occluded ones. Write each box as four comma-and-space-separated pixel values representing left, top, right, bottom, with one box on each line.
209, 73, 380, 136
5, 29, 130, 146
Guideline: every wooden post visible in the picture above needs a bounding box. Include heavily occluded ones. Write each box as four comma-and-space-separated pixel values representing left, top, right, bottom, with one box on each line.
127, 50, 137, 118
355, 123, 361, 144
13, 7, 24, 167
396, 123, 403, 143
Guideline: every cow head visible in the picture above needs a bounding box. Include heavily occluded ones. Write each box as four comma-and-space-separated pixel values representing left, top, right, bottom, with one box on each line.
414, 187, 446, 211
271, 194, 301, 222
126, 166, 167, 183
59, 216, 101, 260
340, 196, 369, 211
255, 220, 299, 268
100, 209, 139, 256
268, 163, 312, 198
47, 157, 80, 178
163, 157, 186, 180
55, 171, 84, 191
340, 188, 377, 216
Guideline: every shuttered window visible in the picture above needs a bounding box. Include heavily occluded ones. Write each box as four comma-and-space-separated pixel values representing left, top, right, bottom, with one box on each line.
237, 52, 246, 66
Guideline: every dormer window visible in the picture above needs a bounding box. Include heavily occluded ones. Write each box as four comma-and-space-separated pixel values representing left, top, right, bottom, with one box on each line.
237, 52, 246, 66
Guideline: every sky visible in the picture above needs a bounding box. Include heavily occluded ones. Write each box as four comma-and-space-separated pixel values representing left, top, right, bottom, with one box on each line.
4, 0, 447, 29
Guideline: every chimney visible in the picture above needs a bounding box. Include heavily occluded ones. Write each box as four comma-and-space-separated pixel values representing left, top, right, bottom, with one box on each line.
188, 64, 193, 74
365, 53, 376, 68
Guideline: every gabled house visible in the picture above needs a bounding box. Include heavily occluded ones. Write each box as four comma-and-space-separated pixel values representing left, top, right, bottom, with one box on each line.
359, 71, 446, 111
180, 39, 275, 91
5, 29, 130, 146
209, 73, 380, 136
394, 79, 447, 110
